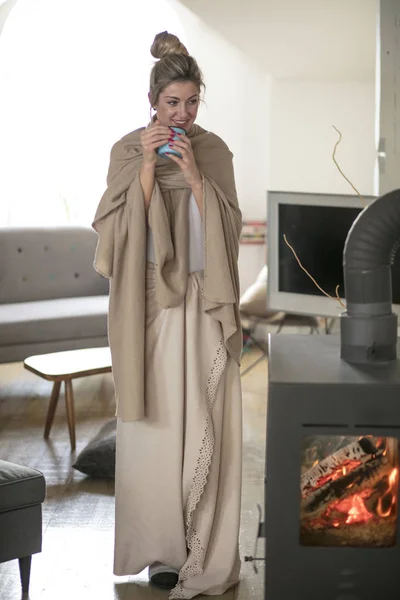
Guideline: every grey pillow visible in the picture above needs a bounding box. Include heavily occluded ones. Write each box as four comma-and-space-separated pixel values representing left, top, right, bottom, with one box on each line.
73, 419, 116, 479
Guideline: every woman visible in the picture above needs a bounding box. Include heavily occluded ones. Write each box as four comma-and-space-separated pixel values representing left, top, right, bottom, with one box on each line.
92, 31, 243, 599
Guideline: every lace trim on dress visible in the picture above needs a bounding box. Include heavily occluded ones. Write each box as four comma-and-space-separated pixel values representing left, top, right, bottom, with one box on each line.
170, 339, 228, 599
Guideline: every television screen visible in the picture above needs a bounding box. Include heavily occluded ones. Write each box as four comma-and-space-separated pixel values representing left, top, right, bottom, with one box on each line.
278, 204, 400, 303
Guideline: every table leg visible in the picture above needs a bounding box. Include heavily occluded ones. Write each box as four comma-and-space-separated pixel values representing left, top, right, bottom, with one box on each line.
64, 380, 76, 451
44, 380, 61, 439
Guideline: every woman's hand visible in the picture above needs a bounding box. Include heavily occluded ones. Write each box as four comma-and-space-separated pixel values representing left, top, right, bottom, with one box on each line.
140, 121, 172, 167
167, 134, 202, 190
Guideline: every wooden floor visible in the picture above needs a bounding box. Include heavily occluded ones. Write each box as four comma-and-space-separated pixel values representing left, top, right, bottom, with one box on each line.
0, 349, 267, 600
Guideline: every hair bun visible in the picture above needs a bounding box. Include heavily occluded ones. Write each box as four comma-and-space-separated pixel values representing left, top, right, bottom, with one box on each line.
150, 31, 189, 59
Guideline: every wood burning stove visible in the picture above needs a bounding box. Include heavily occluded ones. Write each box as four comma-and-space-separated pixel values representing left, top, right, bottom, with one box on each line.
264, 189, 400, 599
265, 334, 400, 600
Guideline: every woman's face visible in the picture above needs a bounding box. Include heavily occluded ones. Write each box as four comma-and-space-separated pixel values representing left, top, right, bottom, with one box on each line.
152, 81, 200, 132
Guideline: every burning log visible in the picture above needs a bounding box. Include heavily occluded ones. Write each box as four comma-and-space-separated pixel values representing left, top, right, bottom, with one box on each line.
301, 452, 391, 521
301, 437, 378, 497
300, 435, 398, 548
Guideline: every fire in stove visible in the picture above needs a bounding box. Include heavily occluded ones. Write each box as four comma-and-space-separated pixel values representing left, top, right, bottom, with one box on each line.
300, 435, 399, 547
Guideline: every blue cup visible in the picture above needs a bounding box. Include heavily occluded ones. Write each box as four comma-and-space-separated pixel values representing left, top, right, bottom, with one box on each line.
157, 126, 186, 159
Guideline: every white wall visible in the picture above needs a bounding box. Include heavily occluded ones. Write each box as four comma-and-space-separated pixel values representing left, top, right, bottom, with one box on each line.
269, 80, 376, 196
174, 0, 377, 292
176, 0, 376, 203
170, 0, 272, 222
170, 0, 272, 292
177, 0, 377, 81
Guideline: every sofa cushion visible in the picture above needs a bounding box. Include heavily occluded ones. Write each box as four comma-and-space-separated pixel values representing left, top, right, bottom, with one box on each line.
72, 419, 116, 479
0, 226, 108, 303
0, 295, 109, 346
0, 460, 46, 513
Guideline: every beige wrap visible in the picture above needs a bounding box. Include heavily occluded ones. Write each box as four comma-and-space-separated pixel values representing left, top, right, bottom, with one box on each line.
92, 124, 242, 421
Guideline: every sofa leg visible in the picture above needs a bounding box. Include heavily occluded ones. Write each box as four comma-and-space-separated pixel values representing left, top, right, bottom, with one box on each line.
19, 555, 32, 594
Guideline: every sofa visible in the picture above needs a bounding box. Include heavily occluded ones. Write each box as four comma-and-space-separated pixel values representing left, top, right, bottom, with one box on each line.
0, 226, 109, 363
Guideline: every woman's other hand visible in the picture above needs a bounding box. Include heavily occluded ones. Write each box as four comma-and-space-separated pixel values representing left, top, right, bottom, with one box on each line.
167, 134, 202, 190
140, 121, 172, 167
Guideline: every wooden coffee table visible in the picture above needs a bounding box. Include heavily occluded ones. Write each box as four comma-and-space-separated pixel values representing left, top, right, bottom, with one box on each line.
24, 347, 112, 451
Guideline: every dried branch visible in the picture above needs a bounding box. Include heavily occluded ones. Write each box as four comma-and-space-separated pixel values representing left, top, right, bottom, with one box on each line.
332, 126, 366, 206
279, 127, 367, 313
283, 234, 346, 308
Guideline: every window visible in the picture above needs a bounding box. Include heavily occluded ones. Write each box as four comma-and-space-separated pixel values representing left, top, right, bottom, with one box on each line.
0, 0, 185, 226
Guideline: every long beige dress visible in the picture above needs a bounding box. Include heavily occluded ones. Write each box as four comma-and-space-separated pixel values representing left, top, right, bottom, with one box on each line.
114, 197, 243, 599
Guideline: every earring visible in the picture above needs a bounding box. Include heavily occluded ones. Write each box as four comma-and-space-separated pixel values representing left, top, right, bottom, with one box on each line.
149, 105, 157, 123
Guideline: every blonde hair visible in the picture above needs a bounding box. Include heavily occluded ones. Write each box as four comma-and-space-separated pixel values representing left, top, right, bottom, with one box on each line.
149, 31, 205, 106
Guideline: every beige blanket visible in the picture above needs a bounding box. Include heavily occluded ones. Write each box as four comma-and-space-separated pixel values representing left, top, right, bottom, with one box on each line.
92, 124, 242, 421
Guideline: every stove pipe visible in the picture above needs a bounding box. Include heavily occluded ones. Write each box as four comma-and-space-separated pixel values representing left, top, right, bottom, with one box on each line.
340, 189, 400, 364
